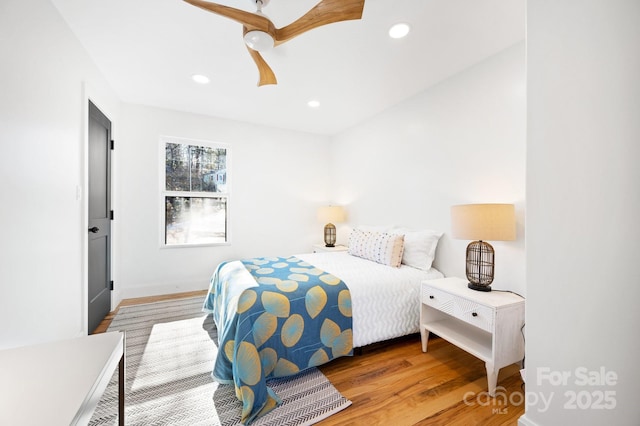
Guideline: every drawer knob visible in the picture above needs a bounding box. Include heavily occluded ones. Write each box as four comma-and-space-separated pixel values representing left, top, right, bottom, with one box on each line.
429, 295, 434, 299
472, 312, 478, 317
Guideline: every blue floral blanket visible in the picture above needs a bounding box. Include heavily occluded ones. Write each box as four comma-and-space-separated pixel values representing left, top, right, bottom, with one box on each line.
203, 256, 353, 424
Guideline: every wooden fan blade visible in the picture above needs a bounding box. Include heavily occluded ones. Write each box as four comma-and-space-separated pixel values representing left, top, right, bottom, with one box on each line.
246, 45, 277, 86
183, 0, 273, 32
274, 0, 365, 45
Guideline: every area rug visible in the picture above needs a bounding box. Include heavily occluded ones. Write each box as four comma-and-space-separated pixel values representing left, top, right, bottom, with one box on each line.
89, 297, 351, 425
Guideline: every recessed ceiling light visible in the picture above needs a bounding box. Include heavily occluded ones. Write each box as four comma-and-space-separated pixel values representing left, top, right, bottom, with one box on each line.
192, 74, 210, 84
389, 23, 410, 39
307, 100, 320, 108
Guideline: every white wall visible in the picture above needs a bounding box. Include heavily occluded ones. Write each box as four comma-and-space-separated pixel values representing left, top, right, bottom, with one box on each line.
0, 0, 333, 347
331, 42, 526, 295
0, 0, 120, 348
522, 1, 640, 425
114, 104, 332, 301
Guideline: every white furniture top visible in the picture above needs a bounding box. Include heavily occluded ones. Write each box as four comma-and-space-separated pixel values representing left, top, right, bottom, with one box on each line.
424, 277, 523, 308
0, 331, 124, 425
312, 244, 348, 252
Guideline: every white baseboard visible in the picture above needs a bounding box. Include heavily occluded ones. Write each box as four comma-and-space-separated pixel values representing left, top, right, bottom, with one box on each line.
518, 414, 540, 426
112, 280, 208, 308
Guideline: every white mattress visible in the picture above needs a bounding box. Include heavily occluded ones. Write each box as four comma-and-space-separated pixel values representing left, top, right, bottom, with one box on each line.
297, 251, 443, 347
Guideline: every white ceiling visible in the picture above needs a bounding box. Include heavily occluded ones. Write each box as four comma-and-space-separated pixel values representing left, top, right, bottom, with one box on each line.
51, 0, 525, 135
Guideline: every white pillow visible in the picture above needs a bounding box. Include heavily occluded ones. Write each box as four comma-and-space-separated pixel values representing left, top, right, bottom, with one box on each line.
391, 228, 442, 271
348, 229, 405, 268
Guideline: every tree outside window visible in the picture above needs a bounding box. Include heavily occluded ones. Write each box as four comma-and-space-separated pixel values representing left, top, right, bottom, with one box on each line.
162, 138, 229, 246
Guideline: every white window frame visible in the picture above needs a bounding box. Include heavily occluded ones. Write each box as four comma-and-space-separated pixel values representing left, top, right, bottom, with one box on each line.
159, 135, 231, 248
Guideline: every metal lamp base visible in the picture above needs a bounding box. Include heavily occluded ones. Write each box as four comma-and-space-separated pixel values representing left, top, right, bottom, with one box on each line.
466, 240, 495, 291
324, 223, 336, 247
468, 282, 492, 292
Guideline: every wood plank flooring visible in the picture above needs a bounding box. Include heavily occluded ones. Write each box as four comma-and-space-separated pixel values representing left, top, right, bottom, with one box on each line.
317, 336, 524, 425
94, 291, 525, 425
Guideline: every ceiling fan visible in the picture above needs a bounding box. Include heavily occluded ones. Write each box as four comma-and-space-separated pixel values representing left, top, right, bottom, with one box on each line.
183, 0, 365, 86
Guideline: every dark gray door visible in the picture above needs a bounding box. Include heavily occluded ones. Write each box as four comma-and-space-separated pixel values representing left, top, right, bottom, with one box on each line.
88, 101, 112, 333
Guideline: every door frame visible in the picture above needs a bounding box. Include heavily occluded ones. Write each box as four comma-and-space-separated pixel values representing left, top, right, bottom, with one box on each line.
82, 83, 117, 334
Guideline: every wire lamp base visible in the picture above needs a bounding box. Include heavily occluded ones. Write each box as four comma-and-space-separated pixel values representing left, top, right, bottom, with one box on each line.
466, 240, 494, 291
324, 223, 336, 247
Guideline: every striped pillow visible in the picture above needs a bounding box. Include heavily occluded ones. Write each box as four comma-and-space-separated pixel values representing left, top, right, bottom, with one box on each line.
348, 229, 405, 267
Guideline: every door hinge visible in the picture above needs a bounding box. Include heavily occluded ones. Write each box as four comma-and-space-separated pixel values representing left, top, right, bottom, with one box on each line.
110, 210, 114, 220
110, 139, 115, 150
110, 280, 114, 291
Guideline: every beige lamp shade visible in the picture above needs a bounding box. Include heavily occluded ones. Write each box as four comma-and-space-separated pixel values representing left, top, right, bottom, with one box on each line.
317, 205, 346, 224
451, 204, 516, 242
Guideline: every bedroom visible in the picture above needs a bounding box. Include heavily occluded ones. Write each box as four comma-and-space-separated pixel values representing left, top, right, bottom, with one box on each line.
0, 1, 638, 425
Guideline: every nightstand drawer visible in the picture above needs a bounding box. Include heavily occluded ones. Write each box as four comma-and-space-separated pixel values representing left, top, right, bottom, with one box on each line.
421, 285, 494, 332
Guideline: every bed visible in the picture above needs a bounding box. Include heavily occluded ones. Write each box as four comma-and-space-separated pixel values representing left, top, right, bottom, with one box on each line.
204, 228, 443, 424
296, 251, 443, 347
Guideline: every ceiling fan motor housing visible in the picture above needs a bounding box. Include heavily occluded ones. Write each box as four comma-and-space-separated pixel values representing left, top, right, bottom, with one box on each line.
244, 30, 274, 51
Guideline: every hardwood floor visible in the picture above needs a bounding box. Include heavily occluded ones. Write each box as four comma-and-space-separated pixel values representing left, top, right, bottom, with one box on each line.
95, 292, 525, 425
317, 336, 524, 425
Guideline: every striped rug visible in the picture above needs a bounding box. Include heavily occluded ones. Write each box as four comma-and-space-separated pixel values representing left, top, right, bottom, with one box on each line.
89, 297, 351, 425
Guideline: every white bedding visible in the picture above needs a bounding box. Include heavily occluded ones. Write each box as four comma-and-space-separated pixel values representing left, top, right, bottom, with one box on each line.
297, 251, 444, 347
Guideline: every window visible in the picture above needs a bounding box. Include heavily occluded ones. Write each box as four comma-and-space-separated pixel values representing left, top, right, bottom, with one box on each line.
161, 136, 229, 247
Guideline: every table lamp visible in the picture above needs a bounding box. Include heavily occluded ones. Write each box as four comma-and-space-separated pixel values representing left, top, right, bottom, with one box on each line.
318, 205, 346, 247
451, 204, 516, 291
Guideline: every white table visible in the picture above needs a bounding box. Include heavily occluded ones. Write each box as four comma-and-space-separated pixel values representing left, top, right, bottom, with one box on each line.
312, 244, 348, 253
0, 331, 125, 425
420, 277, 524, 396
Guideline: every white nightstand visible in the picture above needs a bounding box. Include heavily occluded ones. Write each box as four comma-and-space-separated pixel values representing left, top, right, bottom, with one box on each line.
312, 244, 348, 253
420, 277, 524, 396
